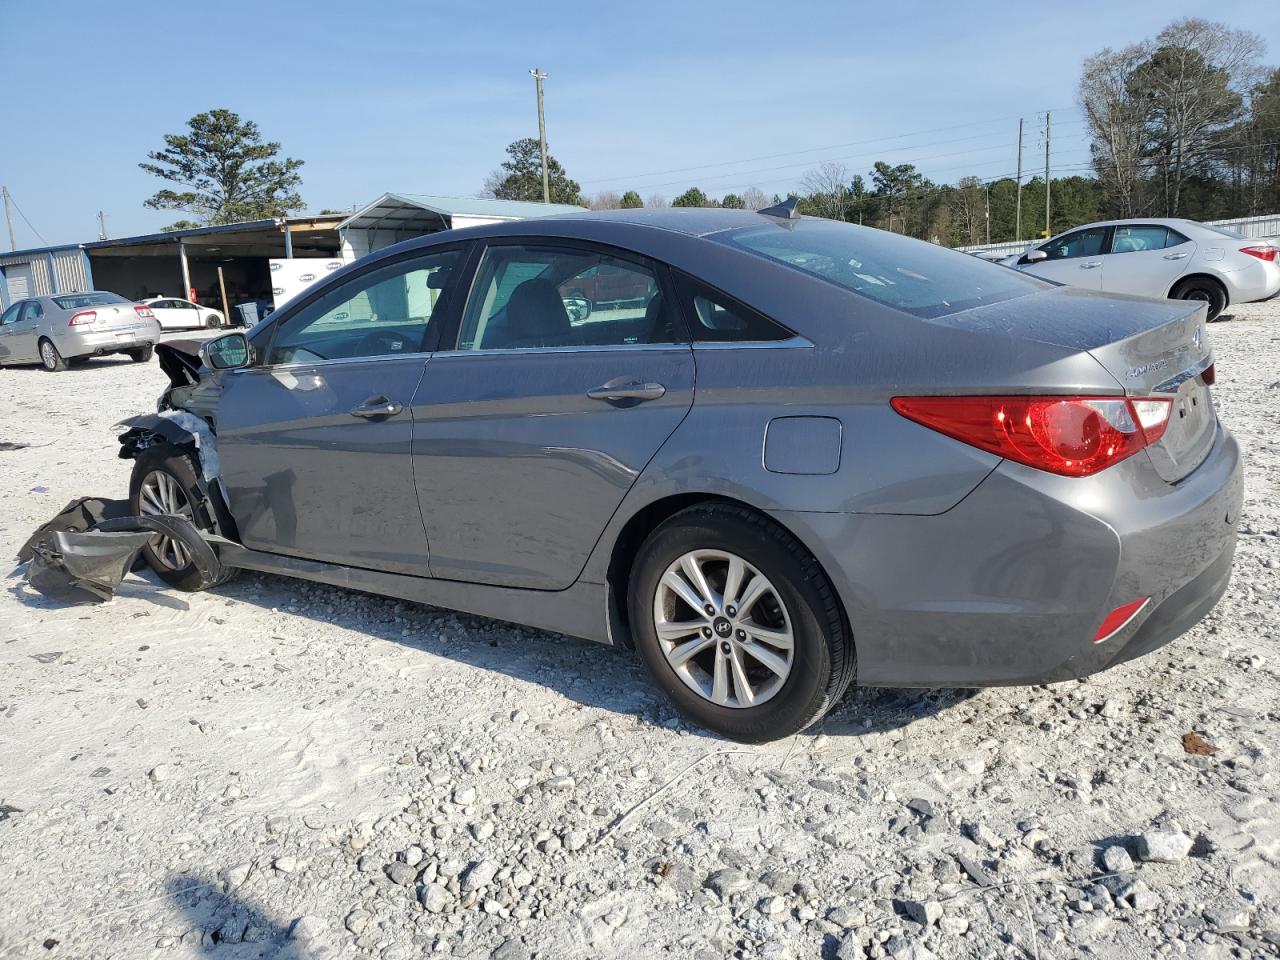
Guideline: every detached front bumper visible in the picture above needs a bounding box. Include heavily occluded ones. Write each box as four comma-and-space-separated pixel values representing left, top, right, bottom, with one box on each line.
773, 422, 1243, 687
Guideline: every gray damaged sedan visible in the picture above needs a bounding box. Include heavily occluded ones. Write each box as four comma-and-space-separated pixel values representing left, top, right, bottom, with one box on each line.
0, 291, 161, 370
115, 205, 1241, 742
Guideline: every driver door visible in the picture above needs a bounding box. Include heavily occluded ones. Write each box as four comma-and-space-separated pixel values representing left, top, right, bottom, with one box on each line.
1017, 226, 1110, 290
215, 247, 465, 575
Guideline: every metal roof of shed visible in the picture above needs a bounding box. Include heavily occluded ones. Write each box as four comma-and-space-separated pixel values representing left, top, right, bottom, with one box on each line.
338, 193, 586, 233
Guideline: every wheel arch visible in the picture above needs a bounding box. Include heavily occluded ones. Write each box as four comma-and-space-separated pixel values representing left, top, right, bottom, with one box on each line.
1169, 272, 1229, 307
602, 492, 853, 659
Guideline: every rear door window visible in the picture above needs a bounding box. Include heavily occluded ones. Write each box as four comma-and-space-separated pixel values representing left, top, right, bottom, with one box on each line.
20, 301, 44, 323
456, 243, 681, 350
1110, 225, 1189, 253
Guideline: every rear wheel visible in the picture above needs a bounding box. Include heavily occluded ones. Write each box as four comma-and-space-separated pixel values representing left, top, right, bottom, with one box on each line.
628, 503, 853, 743
39, 338, 67, 372
205, 313, 221, 328
1171, 277, 1227, 321
126, 345, 154, 363
129, 445, 237, 590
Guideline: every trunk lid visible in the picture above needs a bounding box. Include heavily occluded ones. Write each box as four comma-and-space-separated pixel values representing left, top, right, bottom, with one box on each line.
93, 303, 147, 333
929, 286, 1216, 483
1083, 299, 1214, 483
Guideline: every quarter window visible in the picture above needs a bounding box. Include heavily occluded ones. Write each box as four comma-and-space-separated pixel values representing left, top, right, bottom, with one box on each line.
672, 273, 793, 343
268, 250, 460, 365
457, 244, 678, 350
1038, 227, 1108, 261
1110, 225, 1189, 253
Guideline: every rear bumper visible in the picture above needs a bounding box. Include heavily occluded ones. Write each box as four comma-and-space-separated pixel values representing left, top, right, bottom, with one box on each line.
1219, 260, 1280, 305
55, 327, 154, 358
772, 422, 1243, 687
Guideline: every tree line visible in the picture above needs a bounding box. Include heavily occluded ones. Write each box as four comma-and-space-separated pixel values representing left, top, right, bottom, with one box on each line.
138, 17, 1276, 248
483, 17, 1277, 247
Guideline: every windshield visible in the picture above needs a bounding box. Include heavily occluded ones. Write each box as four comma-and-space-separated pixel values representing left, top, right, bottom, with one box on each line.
53, 292, 129, 309
713, 220, 1047, 319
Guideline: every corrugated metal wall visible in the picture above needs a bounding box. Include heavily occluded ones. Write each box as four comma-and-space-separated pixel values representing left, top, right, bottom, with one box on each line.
0, 249, 91, 301
50, 249, 89, 293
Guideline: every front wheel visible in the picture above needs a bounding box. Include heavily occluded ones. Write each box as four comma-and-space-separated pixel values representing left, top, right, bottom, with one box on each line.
1172, 277, 1227, 322
628, 503, 854, 743
129, 444, 237, 590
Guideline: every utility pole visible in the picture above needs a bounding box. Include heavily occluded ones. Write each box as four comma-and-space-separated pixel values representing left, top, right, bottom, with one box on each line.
97, 209, 108, 240
1044, 111, 1052, 238
2, 186, 15, 252
984, 181, 991, 246
1014, 118, 1024, 244
530, 68, 550, 204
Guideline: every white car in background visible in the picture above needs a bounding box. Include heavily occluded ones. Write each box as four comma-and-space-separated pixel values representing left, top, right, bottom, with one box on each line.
140, 297, 225, 330
1008, 218, 1280, 320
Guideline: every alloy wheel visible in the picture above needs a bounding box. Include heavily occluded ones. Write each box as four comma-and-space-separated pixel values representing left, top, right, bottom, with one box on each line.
652, 549, 794, 708
41, 342, 57, 369
138, 470, 195, 569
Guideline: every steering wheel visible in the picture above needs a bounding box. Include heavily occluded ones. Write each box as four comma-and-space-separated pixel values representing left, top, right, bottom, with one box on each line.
355, 330, 413, 357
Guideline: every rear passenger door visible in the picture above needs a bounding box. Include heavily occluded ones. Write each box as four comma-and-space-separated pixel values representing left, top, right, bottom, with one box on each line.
1100, 224, 1196, 298
410, 240, 694, 589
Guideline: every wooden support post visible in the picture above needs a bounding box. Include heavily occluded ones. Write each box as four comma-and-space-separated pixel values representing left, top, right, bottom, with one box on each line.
217, 266, 231, 328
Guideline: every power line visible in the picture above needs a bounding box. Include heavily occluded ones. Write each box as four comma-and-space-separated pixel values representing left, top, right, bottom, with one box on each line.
581, 109, 1087, 187
4, 189, 48, 247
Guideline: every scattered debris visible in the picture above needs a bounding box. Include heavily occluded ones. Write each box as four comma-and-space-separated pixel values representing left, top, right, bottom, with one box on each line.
1181, 731, 1218, 755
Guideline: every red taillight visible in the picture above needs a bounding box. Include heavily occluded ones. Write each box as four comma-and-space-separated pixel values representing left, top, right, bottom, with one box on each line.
1201, 363, 1215, 386
68, 310, 97, 326
134, 305, 156, 319
1240, 245, 1278, 262
890, 395, 1173, 477
1094, 597, 1150, 643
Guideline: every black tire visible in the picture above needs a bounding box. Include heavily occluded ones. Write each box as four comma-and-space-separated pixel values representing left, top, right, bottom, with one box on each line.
129, 444, 238, 590
126, 344, 154, 363
627, 503, 854, 743
206, 314, 221, 328
39, 338, 67, 372
1171, 277, 1227, 322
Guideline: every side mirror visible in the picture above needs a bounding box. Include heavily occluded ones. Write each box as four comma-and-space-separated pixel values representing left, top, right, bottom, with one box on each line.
1024, 249, 1048, 264
201, 332, 253, 370
563, 296, 592, 322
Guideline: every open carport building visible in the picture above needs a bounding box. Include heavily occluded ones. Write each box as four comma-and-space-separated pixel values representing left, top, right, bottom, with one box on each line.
0, 216, 344, 311
336, 194, 586, 260
1, 195, 586, 311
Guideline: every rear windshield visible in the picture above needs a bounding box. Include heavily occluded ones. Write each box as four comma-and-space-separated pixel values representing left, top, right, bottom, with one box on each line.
53, 292, 129, 309
713, 220, 1046, 319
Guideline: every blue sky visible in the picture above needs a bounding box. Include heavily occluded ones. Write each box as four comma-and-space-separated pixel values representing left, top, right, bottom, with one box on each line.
3, 0, 1276, 246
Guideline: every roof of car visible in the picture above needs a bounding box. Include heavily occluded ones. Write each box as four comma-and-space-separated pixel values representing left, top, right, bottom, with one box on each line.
539, 207, 777, 238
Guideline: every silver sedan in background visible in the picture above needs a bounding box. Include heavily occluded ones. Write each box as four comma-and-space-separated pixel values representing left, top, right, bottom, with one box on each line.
0, 291, 161, 371
1007, 218, 1280, 320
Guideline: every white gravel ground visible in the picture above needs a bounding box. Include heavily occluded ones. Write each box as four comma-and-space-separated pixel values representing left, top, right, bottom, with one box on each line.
0, 303, 1277, 960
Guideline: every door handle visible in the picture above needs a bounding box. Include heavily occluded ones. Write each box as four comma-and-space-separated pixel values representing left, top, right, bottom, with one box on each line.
586, 379, 666, 403
1080, 261, 1103, 269
350, 396, 403, 419
1163, 252, 1190, 260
